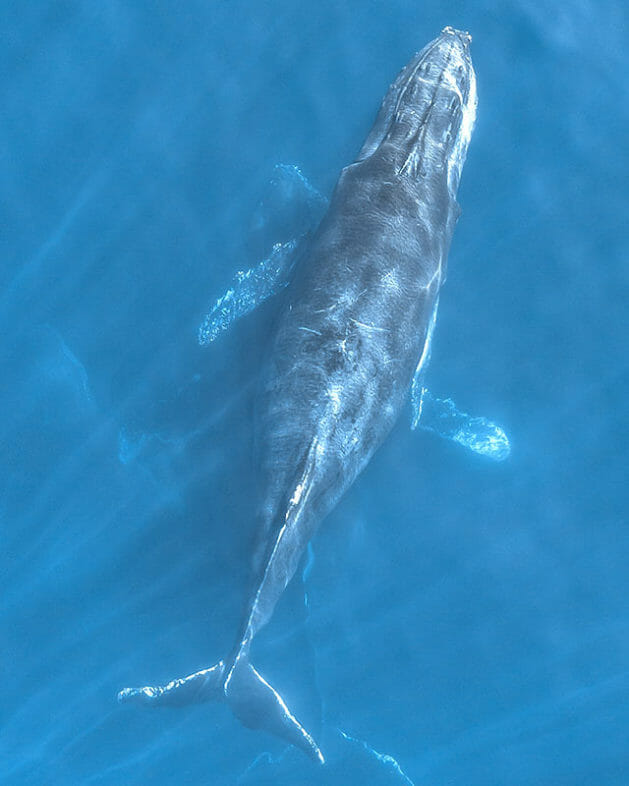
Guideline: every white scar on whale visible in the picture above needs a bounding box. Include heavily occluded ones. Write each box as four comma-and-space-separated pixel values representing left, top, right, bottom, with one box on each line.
198, 169, 509, 462
119, 27, 510, 764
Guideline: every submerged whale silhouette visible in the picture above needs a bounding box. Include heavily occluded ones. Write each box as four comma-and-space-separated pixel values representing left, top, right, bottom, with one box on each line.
120, 27, 481, 763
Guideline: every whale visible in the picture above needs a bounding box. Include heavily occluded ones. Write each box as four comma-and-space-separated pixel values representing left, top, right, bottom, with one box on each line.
119, 26, 479, 764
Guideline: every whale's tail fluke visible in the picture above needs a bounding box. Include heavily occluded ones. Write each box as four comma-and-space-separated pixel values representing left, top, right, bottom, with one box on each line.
224, 654, 324, 763
118, 656, 324, 764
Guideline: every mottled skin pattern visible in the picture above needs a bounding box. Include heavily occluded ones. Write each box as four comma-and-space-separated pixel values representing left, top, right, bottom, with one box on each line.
119, 28, 477, 764
242, 27, 477, 654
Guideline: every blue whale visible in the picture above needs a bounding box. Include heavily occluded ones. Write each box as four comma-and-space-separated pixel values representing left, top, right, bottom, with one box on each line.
120, 27, 479, 764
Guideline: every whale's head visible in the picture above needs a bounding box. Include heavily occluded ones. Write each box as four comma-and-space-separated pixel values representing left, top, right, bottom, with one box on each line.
432, 27, 478, 193
397, 26, 477, 190
357, 27, 477, 194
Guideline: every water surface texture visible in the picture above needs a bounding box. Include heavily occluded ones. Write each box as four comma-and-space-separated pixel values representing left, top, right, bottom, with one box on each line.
2, 2, 628, 784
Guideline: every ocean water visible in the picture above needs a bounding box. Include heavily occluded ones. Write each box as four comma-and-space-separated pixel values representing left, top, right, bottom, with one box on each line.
2, 2, 628, 784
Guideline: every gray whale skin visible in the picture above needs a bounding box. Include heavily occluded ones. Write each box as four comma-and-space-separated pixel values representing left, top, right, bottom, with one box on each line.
119, 26, 478, 764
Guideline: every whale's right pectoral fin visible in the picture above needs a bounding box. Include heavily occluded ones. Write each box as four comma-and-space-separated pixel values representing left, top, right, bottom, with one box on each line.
198, 164, 327, 346
411, 385, 511, 462
409, 296, 510, 462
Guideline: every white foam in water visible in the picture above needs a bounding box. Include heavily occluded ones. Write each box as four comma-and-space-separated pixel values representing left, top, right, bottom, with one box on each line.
338, 729, 416, 785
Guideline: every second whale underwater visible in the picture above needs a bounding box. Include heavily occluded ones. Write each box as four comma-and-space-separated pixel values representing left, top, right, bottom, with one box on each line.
119, 27, 508, 763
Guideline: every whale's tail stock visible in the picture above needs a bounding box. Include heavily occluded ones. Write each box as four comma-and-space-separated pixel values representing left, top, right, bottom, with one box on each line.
118, 654, 325, 764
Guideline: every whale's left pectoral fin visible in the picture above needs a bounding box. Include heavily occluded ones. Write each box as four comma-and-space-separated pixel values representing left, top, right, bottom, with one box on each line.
199, 164, 327, 346
198, 238, 301, 345
411, 381, 511, 462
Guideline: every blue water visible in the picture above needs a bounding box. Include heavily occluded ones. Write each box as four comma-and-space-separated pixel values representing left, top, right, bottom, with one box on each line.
2, 2, 628, 784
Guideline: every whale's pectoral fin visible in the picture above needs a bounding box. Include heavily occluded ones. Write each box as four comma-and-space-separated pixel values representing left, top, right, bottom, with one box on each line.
225, 655, 324, 764
411, 385, 511, 461
409, 295, 510, 461
198, 238, 300, 345
199, 164, 327, 346
249, 163, 327, 252
118, 656, 324, 764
